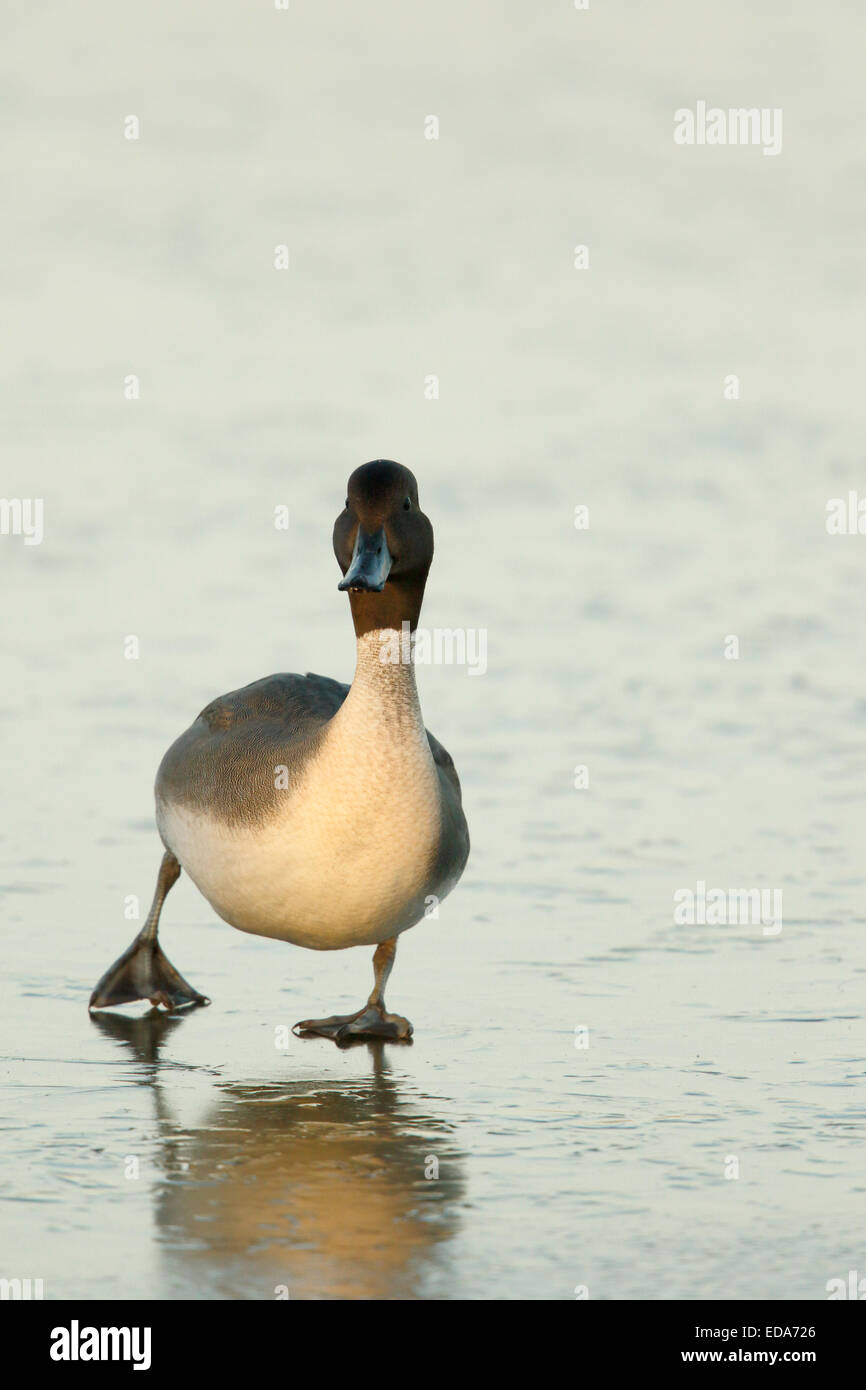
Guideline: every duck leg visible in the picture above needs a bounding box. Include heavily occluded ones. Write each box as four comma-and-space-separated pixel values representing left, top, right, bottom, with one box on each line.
293, 938, 412, 1043
89, 850, 210, 1012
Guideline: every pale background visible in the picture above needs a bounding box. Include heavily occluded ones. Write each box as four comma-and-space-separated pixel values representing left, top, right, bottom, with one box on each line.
1, 0, 865, 1299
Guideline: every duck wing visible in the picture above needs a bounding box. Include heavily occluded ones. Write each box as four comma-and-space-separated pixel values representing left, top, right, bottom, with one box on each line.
199, 672, 349, 737
158, 671, 466, 835
202, 672, 463, 801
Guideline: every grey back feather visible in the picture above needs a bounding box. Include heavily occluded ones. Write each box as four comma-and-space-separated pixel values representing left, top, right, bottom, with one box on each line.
156, 672, 466, 838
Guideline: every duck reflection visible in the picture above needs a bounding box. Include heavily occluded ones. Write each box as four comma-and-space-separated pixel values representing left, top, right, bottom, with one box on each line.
90, 1011, 465, 1299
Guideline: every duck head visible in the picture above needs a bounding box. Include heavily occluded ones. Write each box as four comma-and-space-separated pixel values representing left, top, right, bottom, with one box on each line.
333, 460, 434, 636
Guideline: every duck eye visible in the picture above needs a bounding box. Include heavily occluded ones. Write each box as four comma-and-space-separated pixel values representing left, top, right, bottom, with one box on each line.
345, 498, 349, 509
403, 497, 411, 510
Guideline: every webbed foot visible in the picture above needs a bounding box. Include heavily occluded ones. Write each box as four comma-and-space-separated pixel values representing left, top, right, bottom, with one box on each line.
89, 850, 209, 1013
293, 1004, 413, 1045
89, 934, 210, 1012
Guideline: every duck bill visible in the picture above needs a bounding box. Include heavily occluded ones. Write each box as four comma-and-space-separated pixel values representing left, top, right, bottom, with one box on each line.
338, 526, 393, 592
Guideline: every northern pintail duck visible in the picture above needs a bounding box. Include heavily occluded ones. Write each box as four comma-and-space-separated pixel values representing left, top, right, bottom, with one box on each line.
90, 460, 470, 1042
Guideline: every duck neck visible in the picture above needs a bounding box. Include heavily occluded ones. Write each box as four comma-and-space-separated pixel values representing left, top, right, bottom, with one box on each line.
342, 627, 425, 739
347, 573, 426, 640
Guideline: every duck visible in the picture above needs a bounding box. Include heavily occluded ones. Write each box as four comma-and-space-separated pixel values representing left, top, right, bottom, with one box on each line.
89, 459, 470, 1042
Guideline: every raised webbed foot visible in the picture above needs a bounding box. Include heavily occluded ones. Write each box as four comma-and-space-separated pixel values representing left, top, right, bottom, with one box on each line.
292, 1004, 413, 1045
89, 933, 210, 1012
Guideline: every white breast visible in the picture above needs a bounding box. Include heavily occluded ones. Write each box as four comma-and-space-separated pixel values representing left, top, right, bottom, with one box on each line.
158, 633, 443, 950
